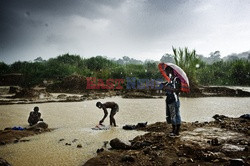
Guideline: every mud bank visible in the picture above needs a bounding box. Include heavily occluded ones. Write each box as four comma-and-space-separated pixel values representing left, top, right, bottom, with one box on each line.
0, 122, 52, 146
83, 115, 250, 166
0, 86, 118, 105
1, 85, 250, 105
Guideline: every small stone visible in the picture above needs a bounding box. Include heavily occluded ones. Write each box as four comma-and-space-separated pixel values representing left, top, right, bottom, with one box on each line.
59, 139, 65, 142
14, 139, 19, 143
110, 138, 130, 150
96, 148, 104, 153
77, 144, 82, 148
152, 146, 157, 149
65, 143, 71, 146
213, 159, 219, 162
189, 158, 194, 163
211, 138, 220, 146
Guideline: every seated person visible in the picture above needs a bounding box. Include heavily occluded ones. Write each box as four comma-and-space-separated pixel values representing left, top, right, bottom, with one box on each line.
28, 106, 43, 126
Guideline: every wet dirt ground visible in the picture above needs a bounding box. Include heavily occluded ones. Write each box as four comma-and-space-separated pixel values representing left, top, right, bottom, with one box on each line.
84, 115, 250, 166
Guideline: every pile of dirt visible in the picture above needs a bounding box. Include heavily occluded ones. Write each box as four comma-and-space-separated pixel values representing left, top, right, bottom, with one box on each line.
0, 122, 52, 145
201, 86, 250, 97
83, 115, 250, 166
47, 75, 87, 93
10, 88, 51, 99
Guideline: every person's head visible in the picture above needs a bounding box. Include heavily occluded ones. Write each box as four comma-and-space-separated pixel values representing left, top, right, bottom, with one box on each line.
96, 102, 102, 109
34, 106, 39, 112
165, 66, 174, 77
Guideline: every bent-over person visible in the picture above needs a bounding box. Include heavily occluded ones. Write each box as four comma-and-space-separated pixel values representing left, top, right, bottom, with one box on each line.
96, 101, 119, 127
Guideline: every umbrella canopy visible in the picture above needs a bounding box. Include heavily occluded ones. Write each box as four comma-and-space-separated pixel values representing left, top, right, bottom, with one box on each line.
158, 63, 190, 93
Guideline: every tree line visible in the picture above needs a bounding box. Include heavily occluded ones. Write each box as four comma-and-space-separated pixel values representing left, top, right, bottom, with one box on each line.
0, 49, 249, 88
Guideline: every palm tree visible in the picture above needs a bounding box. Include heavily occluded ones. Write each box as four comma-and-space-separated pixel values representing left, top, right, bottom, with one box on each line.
172, 47, 202, 95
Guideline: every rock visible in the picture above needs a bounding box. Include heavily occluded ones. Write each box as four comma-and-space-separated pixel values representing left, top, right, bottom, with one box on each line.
121, 155, 135, 162
0, 141, 6, 146
77, 144, 82, 148
0, 158, 11, 166
110, 138, 130, 150
240, 114, 250, 120
213, 159, 219, 163
59, 139, 65, 142
188, 158, 194, 163
122, 125, 136, 130
213, 114, 227, 121
14, 139, 19, 143
96, 148, 104, 153
57, 94, 67, 99
65, 143, 71, 146
229, 158, 244, 166
211, 138, 221, 146
136, 122, 148, 128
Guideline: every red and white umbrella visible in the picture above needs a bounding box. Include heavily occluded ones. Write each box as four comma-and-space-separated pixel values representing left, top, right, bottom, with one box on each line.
158, 63, 190, 93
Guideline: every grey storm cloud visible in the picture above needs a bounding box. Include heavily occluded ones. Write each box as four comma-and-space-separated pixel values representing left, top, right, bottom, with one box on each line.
1, 0, 250, 63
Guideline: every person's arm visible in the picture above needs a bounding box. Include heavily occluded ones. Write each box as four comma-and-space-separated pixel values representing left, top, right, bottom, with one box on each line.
99, 107, 108, 125
163, 85, 179, 92
163, 79, 181, 93
38, 112, 43, 121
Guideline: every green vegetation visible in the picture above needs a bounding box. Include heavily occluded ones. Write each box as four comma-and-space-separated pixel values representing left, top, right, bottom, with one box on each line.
0, 50, 249, 88
172, 47, 204, 87
196, 60, 250, 86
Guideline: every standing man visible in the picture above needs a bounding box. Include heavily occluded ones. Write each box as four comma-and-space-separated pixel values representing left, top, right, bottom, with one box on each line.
96, 101, 119, 127
162, 66, 182, 136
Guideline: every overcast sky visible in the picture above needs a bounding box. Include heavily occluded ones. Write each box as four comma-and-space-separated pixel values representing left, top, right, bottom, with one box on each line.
1, 0, 250, 63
